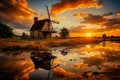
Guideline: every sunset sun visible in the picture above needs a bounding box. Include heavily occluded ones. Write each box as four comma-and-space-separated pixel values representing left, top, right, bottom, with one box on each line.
86, 33, 92, 37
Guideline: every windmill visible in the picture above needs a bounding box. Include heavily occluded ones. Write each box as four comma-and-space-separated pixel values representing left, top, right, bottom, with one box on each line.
30, 6, 59, 39
45, 5, 59, 31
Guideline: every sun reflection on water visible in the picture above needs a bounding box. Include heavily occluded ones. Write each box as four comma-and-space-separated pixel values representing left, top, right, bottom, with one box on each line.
86, 45, 91, 48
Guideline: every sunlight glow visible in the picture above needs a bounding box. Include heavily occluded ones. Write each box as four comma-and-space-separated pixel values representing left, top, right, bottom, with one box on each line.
86, 33, 92, 37
86, 45, 91, 48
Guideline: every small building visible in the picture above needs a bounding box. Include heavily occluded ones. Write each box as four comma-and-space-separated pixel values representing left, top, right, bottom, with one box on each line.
30, 17, 57, 39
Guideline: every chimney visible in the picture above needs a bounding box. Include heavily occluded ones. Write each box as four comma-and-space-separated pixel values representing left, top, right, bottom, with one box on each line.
34, 17, 38, 23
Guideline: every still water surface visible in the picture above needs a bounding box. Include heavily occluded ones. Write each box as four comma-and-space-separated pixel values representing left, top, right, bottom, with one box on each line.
0, 42, 120, 80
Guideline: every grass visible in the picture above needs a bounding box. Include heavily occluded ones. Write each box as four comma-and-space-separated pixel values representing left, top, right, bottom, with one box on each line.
46, 37, 102, 47
0, 41, 49, 52
0, 37, 102, 52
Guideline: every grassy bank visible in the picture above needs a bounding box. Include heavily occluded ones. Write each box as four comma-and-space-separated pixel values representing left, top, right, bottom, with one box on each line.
0, 37, 102, 52
46, 37, 101, 47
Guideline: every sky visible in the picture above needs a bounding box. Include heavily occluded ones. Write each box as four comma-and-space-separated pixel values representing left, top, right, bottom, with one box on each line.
0, 0, 120, 37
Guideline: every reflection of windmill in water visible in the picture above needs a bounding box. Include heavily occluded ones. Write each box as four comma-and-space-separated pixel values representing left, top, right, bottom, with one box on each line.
30, 51, 59, 80
30, 6, 59, 39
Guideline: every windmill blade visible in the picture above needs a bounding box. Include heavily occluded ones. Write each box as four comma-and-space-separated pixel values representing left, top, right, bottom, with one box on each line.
45, 5, 52, 30
45, 5, 51, 20
45, 5, 60, 24
47, 70, 51, 80
45, 5, 59, 31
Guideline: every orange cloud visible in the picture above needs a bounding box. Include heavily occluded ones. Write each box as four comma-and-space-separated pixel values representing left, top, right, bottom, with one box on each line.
53, 67, 74, 76
103, 12, 114, 18
0, 0, 35, 29
72, 62, 88, 69
117, 11, 120, 18
51, 0, 103, 15
72, 12, 88, 18
18, 0, 28, 7
96, 1, 103, 9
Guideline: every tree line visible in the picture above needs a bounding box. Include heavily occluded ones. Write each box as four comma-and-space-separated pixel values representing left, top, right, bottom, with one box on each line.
0, 22, 14, 38
0, 22, 70, 39
1, 22, 119, 41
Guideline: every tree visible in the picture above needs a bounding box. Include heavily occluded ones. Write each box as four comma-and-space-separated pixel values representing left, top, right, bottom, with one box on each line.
102, 34, 107, 41
110, 35, 114, 41
21, 32, 29, 39
0, 22, 14, 38
60, 27, 69, 39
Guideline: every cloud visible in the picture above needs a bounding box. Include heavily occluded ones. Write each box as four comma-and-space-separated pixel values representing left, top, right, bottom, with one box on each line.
72, 12, 88, 19
18, 0, 28, 7
51, 0, 103, 15
95, 1, 103, 9
117, 11, 120, 18
70, 25, 106, 33
102, 12, 114, 18
72, 12, 113, 19
82, 13, 120, 30
70, 12, 120, 33
82, 14, 107, 25
104, 18, 120, 30
72, 62, 88, 69
0, 0, 35, 30
70, 25, 85, 33
103, 12, 114, 17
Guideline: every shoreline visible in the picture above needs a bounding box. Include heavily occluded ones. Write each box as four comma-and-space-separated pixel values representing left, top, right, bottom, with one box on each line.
0, 38, 120, 52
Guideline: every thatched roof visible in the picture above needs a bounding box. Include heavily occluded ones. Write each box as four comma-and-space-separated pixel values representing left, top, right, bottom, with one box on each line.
30, 19, 50, 31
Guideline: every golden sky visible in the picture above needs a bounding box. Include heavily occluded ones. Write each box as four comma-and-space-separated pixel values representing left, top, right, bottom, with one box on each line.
0, 0, 120, 37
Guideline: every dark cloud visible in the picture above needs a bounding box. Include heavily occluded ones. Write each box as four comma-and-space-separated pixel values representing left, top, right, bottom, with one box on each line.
0, 0, 35, 29
82, 13, 120, 30
82, 14, 107, 24
70, 12, 120, 33
95, 1, 103, 9
104, 18, 120, 30
103, 12, 114, 17
51, 0, 103, 15
72, 12, 114, 19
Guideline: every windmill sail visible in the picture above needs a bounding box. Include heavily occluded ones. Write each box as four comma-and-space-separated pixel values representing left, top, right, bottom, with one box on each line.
45, 5, 59, 31
46, 5, 51, 20
45, 5, 52, 30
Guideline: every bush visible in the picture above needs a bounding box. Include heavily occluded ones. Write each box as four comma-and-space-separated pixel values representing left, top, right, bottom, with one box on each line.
21, 32, 29, 39
60, 27, 69, 39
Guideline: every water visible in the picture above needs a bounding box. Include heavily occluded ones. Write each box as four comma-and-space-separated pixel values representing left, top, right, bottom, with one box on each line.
0, 42, 120, 80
